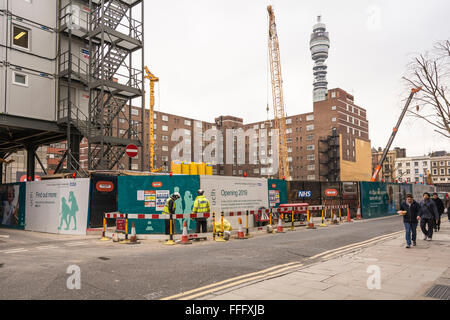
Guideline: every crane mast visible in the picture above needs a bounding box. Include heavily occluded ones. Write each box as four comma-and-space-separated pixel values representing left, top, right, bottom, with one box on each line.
267, 5, 290, 180
144, 66, 163, 173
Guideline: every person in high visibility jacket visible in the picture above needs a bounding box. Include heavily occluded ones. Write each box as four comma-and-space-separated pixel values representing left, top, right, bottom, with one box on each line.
163, 192, 180, 235
193, 189, 210, 234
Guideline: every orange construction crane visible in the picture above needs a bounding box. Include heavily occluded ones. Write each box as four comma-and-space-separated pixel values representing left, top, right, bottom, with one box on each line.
267, 5, 290, 180
144, 66, 163, 173
371, 87, 422, 182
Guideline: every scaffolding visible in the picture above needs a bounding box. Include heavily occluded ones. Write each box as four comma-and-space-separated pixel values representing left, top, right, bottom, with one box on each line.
57, 0, 145, 174
319, 129, 340, 182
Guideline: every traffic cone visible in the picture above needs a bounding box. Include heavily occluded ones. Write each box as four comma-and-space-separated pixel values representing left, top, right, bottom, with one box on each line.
179, 221, 192, 245
130, 222, 138, 244
307, 211, 316, 229
356, 206, 362, 220
277, 214, 285, 233
237, 218, 246, 239
346, 208, 353, 223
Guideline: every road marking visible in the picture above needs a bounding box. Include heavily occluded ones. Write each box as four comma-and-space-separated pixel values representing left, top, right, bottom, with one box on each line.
36, 245, 59, 250
0, 235, 10, 239
305, 230, 403, 261
1, 248, 28, 254
160, 261, 301, 300
179, 263, 305, 300
65, 242, 89, 247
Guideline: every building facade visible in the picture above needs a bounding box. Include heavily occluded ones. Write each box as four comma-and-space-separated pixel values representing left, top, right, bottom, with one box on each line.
372, 147, 407, 182
394, 156, 430, 184
430, 154, 450, 185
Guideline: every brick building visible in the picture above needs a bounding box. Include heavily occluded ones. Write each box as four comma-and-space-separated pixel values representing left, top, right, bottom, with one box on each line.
372, 147, 407, 182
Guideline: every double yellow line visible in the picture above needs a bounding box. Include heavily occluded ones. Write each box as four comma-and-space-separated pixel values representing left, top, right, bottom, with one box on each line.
161, 230, 403, 300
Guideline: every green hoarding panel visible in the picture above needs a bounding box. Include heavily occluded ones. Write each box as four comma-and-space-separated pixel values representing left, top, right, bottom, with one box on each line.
0, 183, 26, 230
118, 175, 200, 234
268, 179, 287, 208
360, 181, 413, 219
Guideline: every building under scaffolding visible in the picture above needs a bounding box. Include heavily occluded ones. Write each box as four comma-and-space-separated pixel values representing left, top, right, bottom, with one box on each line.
0, 0, 145, 181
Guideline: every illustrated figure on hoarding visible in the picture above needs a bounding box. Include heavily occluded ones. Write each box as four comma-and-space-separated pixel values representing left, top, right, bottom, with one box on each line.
58, 192, 79, 231
183, 190, 195, 230
68, 191, 79, 231
173, 187, 183, 214
1, 185, 19, 226
58, 198, 71, 231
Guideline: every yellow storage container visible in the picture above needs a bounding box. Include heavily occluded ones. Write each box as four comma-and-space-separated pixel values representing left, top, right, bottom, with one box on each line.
190, 162, 198, 175
171, 161, 182, 174
197, 162, 206, 175
182, 162, 190, 175
206, 163, 214, 176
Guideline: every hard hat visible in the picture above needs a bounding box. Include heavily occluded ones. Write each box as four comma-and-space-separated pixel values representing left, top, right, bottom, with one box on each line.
197, 189, 205, 195
172, 192, 181, 199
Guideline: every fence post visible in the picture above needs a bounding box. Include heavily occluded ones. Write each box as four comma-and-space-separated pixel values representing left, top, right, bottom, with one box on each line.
212, 212, 216, 241
101, 215, 109, 241
245, 210, 252, 238
165, 212, 176, 245
120, 214, 130, 244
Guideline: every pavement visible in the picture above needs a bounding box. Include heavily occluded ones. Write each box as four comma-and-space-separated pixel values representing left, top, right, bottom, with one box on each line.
201, 220, 450, 300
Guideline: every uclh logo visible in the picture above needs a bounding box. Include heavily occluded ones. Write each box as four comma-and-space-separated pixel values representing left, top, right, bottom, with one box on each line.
170, 121, 281, 176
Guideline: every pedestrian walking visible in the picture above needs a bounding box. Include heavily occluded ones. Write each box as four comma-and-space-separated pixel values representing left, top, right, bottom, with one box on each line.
399, 194, 420, 248
432, 193, 444, 232
418, 192, 439, 241
192, 189, 210, 234
163, 192, 181, 235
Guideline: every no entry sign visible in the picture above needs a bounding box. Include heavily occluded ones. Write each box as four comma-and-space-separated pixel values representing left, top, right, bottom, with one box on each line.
126, 144, 138, 158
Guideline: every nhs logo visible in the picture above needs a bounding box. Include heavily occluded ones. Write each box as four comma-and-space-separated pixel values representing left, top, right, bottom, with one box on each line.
298, 191, 312, 198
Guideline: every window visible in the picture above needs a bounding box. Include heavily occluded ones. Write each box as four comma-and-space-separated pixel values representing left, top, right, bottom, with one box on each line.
407, 178, 411, 183
331, 106, 336, 111
162, 156, 169, 162
184, 120, 191, 126
162, 115, 169, 122
347, 126, 350, 134
332, 118, 336, 122
286, 119, 292, 125
415, 169, 419, 174
440, 161, 445, 166
447, 161, 450, 166
433, 169, 438, 175
423, 162, 428, 167
253, 169, 260, 174
306, 135, 314, 141
162, 136, 169, 142
131, 164, 139, 170
398, 163, 402, 167
120, 118, 126, 124
440, 169, 445, 175
306, 125, 314, 131
414, 162, 419, 167
406, 162, 410, 167
286, 138, 292, 143
306, 115, 314, 121
162, 125, 168, 132
347, 139, 350, 146
307, 145, 315, 151
448, 168, 450, 175
398, 170, 402, 175
288, 157, 293, 163
432, 162, 437, 167
162, 146, 169, 152
307, 175, 315, 181
331, 92, 336, 98
307, 165, 315, 171
119, 129, 125, 135
307, 155, 315, 161
406, 169, 411, 174
12, 71, 28, 87
13, 25, 30, 50
286, 128, 293, 134
131, 109, 139, 116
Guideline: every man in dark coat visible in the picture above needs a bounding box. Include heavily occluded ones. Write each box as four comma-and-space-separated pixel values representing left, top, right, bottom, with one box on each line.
399, 194, 420, 248
432, 193, 444, 232
418, 193, 439, 241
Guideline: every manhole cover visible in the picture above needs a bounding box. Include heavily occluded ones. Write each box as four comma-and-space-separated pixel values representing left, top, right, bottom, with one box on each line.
98, 257, 110, 261
425, 285, 450, 300
0, 263, 4, 268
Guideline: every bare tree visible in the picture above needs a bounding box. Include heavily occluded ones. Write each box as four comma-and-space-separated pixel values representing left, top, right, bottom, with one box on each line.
403, 40, 450, 139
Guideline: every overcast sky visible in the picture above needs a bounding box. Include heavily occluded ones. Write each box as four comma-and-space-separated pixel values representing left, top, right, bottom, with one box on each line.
142, 0, 450, 157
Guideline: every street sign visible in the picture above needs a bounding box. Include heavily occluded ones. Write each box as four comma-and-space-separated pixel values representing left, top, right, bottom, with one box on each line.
325, 189, 338, 197
126, 144, 138, 158
116, 219, 126, 233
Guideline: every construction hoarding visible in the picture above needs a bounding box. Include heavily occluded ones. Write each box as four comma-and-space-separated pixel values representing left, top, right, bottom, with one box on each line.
25, 179, 91, 235
117, 175, 200, 234
0, 183, 26, 230
200, 176, 269, 230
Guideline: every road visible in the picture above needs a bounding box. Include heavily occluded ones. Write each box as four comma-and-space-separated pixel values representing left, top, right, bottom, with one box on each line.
0, 216, 404, 300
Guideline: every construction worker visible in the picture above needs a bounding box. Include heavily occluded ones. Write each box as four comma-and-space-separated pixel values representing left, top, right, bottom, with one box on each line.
192, 189, 210, 234
163, 192, 181, 235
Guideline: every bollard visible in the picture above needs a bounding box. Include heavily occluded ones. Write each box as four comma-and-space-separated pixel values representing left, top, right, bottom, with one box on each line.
245, 210, 253, 238
165, 213, 176, 245
339, 208, 342, 222
216, 212, 227, 242
290, 210, 295, 231
100, 216, 110, 241
267, 209, 274, 234
320, 209, 327, 227
212, 212, 216, 241
120, 215, 131, 244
